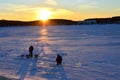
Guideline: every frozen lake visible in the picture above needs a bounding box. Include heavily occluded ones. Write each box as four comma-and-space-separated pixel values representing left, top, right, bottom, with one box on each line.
0, 24, 120, 80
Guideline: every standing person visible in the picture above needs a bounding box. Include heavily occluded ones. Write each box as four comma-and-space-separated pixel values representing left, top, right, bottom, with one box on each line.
29, 45, 34, 58
56, 54, 62, 65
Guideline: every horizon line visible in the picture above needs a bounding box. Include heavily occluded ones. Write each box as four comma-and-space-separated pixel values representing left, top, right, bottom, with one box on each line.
0, 16, 120, 22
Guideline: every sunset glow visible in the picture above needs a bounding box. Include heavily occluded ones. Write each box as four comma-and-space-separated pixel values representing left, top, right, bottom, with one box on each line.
38, 9, 52, 21
0, 0, 120, 21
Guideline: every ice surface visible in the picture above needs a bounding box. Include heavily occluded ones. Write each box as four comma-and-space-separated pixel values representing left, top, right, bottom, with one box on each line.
0, 24, 120, 80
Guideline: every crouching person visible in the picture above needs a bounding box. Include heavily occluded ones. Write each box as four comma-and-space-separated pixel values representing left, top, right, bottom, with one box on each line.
56, 54, 62, 65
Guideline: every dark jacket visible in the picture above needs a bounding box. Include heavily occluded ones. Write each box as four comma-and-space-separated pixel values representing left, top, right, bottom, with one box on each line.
29, 46, 34, 52
56, 55, 62, 65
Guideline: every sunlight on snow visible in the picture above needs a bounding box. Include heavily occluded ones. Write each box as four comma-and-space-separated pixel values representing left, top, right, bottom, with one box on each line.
39, 27, 48, 42
39, 27, 54, 55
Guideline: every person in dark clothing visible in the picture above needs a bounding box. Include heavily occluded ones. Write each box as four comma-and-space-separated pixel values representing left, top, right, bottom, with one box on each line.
56, 54, 62, 65
29, 45, 34, 58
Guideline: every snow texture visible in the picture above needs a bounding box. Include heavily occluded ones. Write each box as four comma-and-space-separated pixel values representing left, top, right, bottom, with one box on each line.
0, 24, 120, 80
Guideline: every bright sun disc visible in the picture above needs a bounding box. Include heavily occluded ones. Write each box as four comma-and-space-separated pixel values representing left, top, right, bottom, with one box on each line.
39, 9, 51, 21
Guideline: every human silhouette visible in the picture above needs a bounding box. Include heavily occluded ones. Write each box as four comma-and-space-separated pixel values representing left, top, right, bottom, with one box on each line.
29, 45, 34, 58
56, 54, 62, 65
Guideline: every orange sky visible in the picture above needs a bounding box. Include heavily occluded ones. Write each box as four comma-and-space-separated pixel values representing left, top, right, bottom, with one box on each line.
0, 0, 120, 21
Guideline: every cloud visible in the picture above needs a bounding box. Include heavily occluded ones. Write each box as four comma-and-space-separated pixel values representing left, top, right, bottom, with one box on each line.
77, 2, 97, 10
1, 4, 38, 13
45, 0, 57, 6
0, 4, 38, 20
81, 5, 96, 9
53, 9, 73, 15
115, 8, 120, 12
49, 8, 82, 20
0, 3, 82, 21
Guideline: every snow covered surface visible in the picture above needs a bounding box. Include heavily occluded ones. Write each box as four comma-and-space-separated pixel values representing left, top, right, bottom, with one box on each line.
0, 24, 120, 80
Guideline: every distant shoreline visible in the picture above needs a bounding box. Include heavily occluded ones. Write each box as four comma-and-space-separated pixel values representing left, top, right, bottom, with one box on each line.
0, 16, 120, 27
0, 19, 78, 27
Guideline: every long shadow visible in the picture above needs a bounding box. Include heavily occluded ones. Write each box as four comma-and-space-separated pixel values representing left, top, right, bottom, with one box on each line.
57, 65, 68, 80
16, 59, 31, 80
40, 43, 68, 80
16, 58, 38, 80
24, 42, 68, 80
40, 64, 68, 80
38, 54, 68, 80
29, 58, 38, 76
15, 53, 68, 80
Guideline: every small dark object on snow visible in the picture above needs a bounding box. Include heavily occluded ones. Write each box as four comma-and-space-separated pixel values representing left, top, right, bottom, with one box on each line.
34, 54, 38, 58
21, 54, 24, 57
29, 45, 34, 58
56, 54, 62, 65
26, 55, 31, 58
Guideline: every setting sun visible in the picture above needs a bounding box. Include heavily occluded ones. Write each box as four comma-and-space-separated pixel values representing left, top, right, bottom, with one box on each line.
38, 9, 52, 21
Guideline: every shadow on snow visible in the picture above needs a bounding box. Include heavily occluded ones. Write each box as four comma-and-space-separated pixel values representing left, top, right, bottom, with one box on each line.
16, 54, 67, 80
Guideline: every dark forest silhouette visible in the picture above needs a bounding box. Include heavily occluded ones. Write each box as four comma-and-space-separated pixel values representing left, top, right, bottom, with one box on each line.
0, 16, 120, 27
0, 19, 77, 27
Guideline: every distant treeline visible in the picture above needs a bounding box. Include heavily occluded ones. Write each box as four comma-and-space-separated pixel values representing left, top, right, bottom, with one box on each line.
0, 16, 120, 27
0, 19, 77, 27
